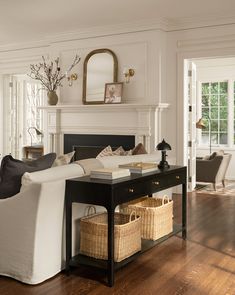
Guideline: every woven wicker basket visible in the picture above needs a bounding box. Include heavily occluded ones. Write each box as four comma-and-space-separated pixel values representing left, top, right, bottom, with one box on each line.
120, 196, 173, 241
80, 206, 141, 262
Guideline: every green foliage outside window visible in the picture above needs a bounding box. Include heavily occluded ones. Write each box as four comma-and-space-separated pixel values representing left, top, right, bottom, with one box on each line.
201, 81, 228, 145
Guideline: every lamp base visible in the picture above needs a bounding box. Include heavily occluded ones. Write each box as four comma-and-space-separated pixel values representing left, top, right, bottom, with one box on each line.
158, 160, 170, 170
158, 150, 170, 170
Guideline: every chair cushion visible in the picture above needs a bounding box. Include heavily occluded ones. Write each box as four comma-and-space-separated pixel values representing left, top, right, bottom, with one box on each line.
0, 153, 56, 199
202, 155, 210, 160
209, 150, 224, 160
217, 150, 224, 156
209, 152, 217, 160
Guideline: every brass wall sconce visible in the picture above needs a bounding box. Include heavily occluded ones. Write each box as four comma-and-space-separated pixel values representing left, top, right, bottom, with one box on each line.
123, 68, 135, 83
67, 73, 78, 86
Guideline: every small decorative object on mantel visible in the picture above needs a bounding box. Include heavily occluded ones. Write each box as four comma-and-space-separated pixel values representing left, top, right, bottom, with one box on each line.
104, 82, 123, 104
28, 55, 81, 105
156, 139, 172, 170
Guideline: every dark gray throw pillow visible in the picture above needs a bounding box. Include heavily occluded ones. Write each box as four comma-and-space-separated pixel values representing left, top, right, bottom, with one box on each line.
0, 153, 56, 199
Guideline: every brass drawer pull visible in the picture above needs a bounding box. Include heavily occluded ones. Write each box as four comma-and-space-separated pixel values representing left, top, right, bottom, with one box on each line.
128, 188, 134, 193
153, 181, 160, 185
176, 176, 180, 179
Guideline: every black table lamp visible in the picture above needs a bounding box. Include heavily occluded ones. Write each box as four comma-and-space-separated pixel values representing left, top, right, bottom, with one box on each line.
156, 139, 171, 169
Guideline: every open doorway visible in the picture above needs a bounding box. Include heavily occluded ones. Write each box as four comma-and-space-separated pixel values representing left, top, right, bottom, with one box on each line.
184, 57, 235, 191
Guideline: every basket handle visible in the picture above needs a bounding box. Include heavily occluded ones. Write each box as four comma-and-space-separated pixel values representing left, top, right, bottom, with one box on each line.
162, 195, 170, 205
129, 210, 137, 222
84, 205, 97, 216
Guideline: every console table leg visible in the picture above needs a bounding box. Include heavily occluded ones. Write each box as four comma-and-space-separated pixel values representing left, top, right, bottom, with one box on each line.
182, 183, 187, 239
66, 198, 72, 274
107, 207, 115, 287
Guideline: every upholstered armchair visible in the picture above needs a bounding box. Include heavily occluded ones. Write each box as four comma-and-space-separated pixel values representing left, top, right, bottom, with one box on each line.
196, 153, 232, 190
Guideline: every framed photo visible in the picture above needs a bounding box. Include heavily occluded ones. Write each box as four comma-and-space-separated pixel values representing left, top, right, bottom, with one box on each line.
104, 82, 123, 104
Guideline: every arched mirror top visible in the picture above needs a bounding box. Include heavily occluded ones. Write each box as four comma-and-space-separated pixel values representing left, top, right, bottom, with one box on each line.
82, 48, 118, 104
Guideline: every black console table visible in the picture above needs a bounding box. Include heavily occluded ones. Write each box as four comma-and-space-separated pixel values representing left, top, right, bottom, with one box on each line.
65, 165, 187, 287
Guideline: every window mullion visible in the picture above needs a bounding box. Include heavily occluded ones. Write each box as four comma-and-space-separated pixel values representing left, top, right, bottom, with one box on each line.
228, 79, 233, 147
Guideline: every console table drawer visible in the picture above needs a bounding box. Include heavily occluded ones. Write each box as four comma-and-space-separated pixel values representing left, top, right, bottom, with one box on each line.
167, 172, 186, 187
150, 175, 168, 190
115, 181, 151, 200
115, 175, 168, 201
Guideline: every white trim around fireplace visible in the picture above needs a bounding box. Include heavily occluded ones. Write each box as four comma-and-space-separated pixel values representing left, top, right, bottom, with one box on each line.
39, 103, 169, 155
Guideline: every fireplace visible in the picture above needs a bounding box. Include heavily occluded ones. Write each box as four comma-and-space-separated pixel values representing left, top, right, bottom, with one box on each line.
40, 104, 169, 156
64, 134, 135, 160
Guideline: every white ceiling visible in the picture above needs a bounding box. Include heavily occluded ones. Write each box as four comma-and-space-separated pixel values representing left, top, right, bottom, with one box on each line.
1, 0, 235, 45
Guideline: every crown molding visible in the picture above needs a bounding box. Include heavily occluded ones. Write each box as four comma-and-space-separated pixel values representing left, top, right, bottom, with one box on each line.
49, 18, 168, 44
49, 14, 235, 44
0, 18, 167, 52
0, 54, 48, 64
0, 40, 50, 53
177, 33, 235, 49
167, 14, 235, 31
1, 14, 235, 52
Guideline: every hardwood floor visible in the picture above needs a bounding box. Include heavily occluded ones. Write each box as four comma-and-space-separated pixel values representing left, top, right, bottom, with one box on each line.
1, 191, 235, 295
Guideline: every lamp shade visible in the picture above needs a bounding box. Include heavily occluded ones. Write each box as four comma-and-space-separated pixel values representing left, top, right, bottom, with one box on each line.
28, 127, 43, 146
34, 128, 43, 136
156, 139, 171, 151
196, 118, 206, 129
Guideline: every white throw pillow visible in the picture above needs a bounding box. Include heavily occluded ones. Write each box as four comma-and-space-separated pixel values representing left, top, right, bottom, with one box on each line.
96, 146, 113, 158
112, 146, 126, 155
96, 146, 132, 158
52, 151, 75, 167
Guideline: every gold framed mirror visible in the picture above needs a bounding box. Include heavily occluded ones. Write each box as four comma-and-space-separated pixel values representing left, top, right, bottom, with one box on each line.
82, 49, 118, 104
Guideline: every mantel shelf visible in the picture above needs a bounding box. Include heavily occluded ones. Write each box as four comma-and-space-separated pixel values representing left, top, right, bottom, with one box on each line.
38, 103, 170, 112
41, 102, 170, 155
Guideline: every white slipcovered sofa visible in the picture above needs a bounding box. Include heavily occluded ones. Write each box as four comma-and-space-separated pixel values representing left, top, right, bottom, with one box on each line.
0, 153, 169, 284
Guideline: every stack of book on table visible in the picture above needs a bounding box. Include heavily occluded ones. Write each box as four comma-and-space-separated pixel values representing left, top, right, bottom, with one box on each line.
118, 162, 158, 174
90, 168, 130, 180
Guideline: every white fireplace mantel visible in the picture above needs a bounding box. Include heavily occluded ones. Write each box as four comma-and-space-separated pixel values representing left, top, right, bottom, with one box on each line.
39, 103, 169, 112
39, 103, 169, 155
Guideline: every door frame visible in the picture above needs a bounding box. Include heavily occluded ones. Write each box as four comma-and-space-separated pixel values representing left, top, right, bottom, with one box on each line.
177, 48, 235, 171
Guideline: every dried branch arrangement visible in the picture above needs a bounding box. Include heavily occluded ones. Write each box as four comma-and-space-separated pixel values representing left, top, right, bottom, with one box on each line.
28, 55, 81, 91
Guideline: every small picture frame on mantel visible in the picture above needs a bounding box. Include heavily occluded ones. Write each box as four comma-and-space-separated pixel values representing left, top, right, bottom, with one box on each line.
104, 82, 123, 104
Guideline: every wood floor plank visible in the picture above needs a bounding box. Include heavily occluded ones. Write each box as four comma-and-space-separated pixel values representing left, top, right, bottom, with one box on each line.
0, 190, 235, 295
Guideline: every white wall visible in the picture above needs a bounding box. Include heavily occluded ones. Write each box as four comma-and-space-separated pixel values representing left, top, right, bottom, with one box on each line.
1, 20, 235, 182
0, 29, 169, 157
50, 30, 167, 106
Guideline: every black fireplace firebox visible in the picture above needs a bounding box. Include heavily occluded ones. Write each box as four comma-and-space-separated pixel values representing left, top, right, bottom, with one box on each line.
64, 134, 135, 161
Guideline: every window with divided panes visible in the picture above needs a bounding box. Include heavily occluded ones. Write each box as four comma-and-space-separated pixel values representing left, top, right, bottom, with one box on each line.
200, 81, 228, 146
